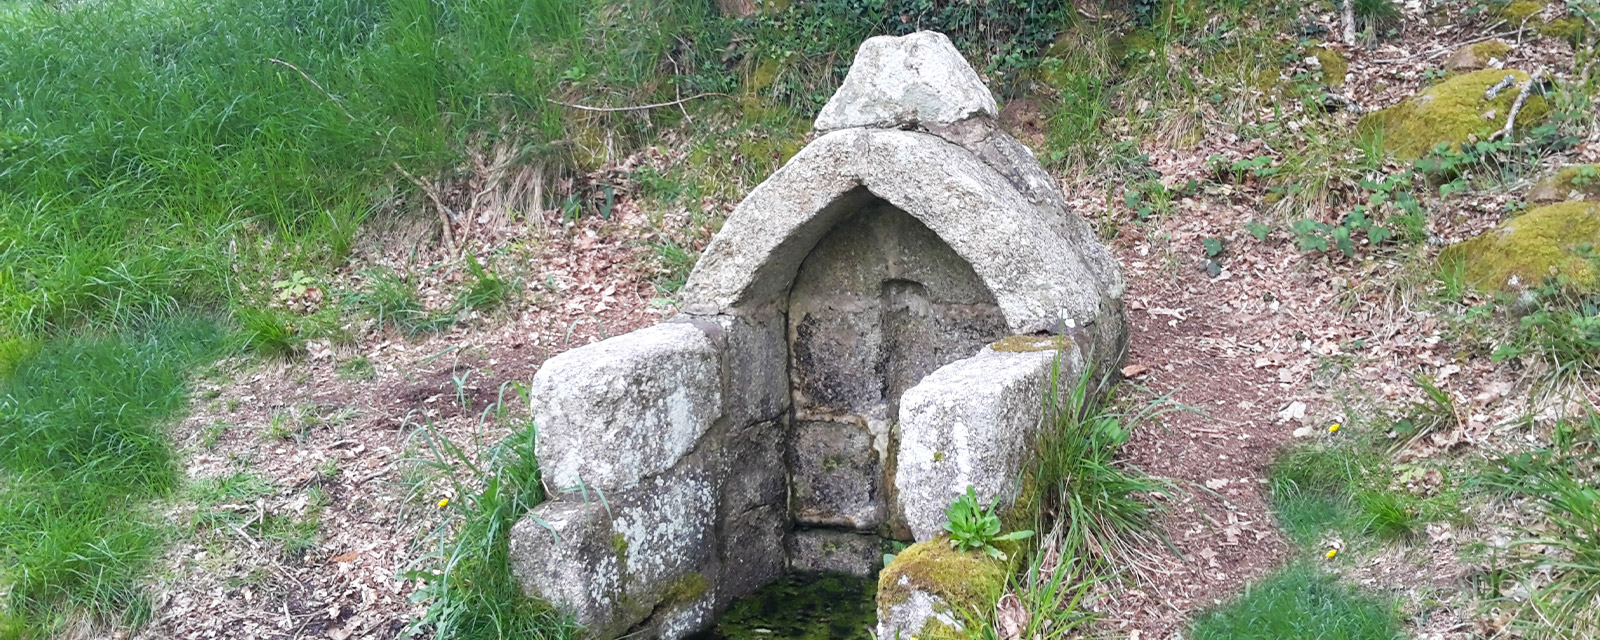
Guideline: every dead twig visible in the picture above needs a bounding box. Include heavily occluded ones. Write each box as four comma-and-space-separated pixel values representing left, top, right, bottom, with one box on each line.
1492, 69, 1546, 140
545, 92, 732, 113
1370, 26, 1512, 63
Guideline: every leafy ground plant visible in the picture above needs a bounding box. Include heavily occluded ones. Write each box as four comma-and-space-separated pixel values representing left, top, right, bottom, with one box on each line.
945, 486, 1034, 560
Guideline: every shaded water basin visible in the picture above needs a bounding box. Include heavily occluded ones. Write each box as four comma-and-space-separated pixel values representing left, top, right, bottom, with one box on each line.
689, 572, 877, 640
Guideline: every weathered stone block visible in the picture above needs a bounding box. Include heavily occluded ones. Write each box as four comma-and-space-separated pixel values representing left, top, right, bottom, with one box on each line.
896, 341, 1077, 541
814, 31, 997, 133
507, 499, 620, 632
681, 127, 1124, 336
689, 311, 789, 427
789, 529, 886, 577
531, 322, 723, 491
717, 420, 788, 597
510, 468, 720, 639
790, 420, 884, 529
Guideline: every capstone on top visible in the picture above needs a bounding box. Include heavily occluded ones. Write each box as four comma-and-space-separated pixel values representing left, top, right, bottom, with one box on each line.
813, 31, 998, 133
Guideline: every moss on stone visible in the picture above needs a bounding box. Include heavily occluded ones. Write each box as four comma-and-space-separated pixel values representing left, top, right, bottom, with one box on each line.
989, 334, 1067, 353
876, 537, 1011, 636
613, 533, 629, 562
1470, 40, 1513, 61
1445, 40, 1512, 73
1308, 46, 1348, 86
660, 571, 709, 607
1357, 68, 1550, 160
1540, 17, 1588, 43
1438, 202, 1600, 292
1530, 165, 1600, 203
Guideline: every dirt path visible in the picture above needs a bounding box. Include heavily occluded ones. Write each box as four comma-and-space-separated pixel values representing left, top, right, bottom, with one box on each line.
1103, 257, 1299, 637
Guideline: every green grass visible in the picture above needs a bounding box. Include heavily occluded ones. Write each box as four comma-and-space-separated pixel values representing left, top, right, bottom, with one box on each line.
1189, 563, 1404, 640
1035, 365, 1176, 575
1476, 412, 1600, 639
404, 388, 578, 639
0, 0, 729, 345
0, 319, 225, 636
1270, 409, 1464, 549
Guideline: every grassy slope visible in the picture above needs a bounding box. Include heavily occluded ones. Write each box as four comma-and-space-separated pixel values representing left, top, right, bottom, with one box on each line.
0, 0, 722, 342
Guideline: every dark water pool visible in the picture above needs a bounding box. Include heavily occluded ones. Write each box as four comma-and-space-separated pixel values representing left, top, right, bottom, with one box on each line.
688, 573, 877, 640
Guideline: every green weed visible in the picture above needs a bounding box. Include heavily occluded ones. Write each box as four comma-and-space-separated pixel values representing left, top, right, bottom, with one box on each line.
458, 255, 513, 315
1491, 284, 1600, 386
1189, 563, 1403, 640
649, 238, 699, 295
944, 486, 1034, 560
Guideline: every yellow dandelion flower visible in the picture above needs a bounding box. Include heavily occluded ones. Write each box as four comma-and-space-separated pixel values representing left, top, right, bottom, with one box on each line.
1326, 548, 1338, 559
1329, 422, 1341, 434
437, 498, 450, 508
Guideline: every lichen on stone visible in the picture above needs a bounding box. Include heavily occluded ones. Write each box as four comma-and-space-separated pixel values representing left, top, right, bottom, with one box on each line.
1437, 202, 1600, 292
1357, 68, 1550, 160
989, 334, 1067, 353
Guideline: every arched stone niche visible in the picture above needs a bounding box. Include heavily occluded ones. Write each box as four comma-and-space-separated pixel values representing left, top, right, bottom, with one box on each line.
507, 31, 1127, 640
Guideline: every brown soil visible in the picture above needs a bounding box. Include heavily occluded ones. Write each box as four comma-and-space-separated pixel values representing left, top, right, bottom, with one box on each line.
1101, 263, 1296, 638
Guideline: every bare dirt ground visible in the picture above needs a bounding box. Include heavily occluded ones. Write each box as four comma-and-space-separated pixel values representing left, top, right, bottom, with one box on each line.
137, 206, 663, 639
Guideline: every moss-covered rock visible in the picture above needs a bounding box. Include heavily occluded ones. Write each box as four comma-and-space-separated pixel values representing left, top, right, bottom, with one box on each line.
1496, 0, 1546, 22
1540, 17, 1589, 43
876, 537, 1012, 640
1443, 40, 1511, 73
1308, 46, 1348, 86
1438, 202, 1600, 291
1528, 165, 1600, 204
1357, 68, 1549, 160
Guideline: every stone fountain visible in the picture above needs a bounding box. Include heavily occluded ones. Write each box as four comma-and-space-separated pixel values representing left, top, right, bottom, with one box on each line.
508, 30, 1126, 639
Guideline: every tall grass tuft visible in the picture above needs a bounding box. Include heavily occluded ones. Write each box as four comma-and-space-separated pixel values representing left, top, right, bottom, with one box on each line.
1478, 412, 1600, 640
404, 386, 578, 640
0, 319, 225, 635
1035, 364, 1174, 576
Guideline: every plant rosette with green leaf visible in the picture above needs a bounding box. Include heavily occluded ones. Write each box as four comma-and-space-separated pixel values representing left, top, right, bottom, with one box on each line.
943, 486, 1035, 561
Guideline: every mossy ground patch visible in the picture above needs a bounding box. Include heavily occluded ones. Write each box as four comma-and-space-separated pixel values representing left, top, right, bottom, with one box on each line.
1438, 201, 1600, 291
1358, 69, 1549, 160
